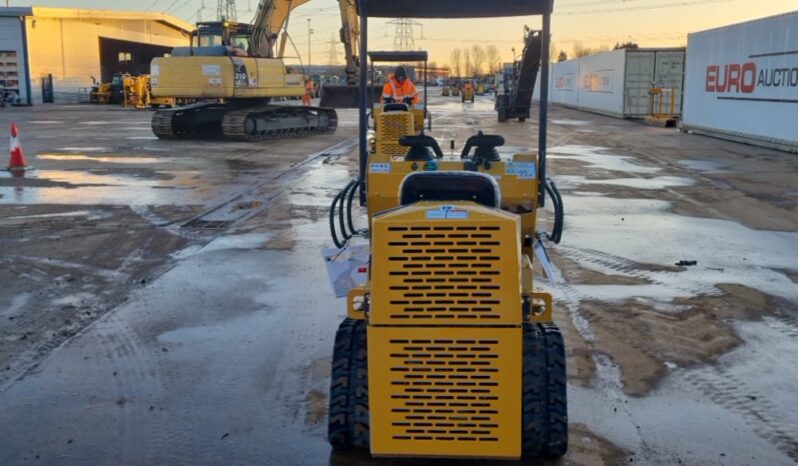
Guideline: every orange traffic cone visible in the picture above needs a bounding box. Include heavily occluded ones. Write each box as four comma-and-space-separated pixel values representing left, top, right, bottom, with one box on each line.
6, 122, 33, 173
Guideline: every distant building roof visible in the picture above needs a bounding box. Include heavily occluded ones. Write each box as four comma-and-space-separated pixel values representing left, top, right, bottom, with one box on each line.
0, 6, 194, 34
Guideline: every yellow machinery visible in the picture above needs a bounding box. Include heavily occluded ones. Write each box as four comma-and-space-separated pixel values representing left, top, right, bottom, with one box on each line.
645, 87, 679, 127
452, 85, 461, 97
462, 83, 476, 103
326, 0, 565, 461
89, 82, 113, 104
442, 85, 450, 96
477, 82, 486, 95
150, 0, 338, 141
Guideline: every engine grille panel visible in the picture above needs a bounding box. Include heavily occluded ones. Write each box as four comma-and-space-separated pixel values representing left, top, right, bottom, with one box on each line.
372, 207, 522, 325
369, 326, 521, 458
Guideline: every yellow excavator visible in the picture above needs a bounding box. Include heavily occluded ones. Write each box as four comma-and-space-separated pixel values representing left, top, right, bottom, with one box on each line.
326, 0, 566, 461
150, 0, 342, 141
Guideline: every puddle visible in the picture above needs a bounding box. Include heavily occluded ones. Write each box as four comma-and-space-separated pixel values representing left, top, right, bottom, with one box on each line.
557, 195, 798, 303
0, 210, 92, 220
38, 154, 163, 164
1, 292, 31, 318
549, 145, 661, 174
557, 175, 694, 190
552, 119, 591, 126
53, 147, 113, 153
0, 170, 220, 206
678, 159, 729, 172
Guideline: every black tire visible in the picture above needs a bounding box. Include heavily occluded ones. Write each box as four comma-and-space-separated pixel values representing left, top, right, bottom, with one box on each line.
498, 109, 507, 123
540, 323, 568, 457
328, 318, 356, 449
328, 319, 369, 450
351, 321, 370, 449
519, 117, 526, 122
522, 322, 568, 458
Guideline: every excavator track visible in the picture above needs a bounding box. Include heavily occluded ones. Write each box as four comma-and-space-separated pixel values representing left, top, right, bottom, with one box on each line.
151, 102, 227, 140
221, 105, 338, 142
151, 103, 337, 142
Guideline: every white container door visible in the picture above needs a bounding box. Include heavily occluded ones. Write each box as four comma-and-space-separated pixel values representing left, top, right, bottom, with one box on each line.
654, 50, 686, 115
623, 51, 655, 117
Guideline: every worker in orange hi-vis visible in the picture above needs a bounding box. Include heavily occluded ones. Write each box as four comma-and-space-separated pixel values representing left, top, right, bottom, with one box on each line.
464, 81, 473, 90
302, 77, 314, 106
381, 66, 419, 106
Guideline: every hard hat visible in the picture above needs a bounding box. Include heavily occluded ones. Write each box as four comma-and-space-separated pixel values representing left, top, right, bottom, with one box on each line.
394, 66, 407, 80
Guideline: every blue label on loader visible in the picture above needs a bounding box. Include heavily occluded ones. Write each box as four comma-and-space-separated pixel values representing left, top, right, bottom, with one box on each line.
506, 162, 537, 179
426, 205, 469, 220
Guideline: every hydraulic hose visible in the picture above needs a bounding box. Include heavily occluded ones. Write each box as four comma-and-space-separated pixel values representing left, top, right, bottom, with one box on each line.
345, 177, 358, 236
329, 185, 346, 249
339, 180, 357, 242
544, 179, 564, 244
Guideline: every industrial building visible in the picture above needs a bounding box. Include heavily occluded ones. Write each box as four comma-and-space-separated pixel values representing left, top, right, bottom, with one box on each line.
0, 7, 193, 105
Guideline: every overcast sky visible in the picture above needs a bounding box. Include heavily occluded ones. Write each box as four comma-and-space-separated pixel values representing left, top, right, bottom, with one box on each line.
6, 0, 797, 65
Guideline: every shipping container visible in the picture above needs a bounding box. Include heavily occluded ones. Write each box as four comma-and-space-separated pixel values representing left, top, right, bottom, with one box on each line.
536, 48, 686, 119
681, 12, 798, 152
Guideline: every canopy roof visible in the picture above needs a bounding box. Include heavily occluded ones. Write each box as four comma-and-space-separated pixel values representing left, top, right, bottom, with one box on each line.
368, 51, 428, 62
357, 0, 553, 18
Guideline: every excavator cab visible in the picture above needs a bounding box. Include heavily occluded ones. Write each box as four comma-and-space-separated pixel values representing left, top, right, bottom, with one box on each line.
327, 0, 567, 461
171, 22, 254, 57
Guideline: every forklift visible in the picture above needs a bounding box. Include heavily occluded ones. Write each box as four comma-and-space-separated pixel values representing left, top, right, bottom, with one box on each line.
327, 0, 566, 460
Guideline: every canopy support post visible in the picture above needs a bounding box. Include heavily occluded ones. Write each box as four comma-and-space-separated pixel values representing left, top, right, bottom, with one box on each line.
537, 6, 551, 207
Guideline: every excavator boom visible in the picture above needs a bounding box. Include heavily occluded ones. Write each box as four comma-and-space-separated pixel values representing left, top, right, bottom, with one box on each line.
149, 0, 338, 142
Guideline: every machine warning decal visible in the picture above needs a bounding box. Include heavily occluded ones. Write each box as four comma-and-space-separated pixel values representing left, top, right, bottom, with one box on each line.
202, 64, 221, 76
151, 77, 159, 87
426, 205, 469, 220
208, 77, 222, 87
369, 163, 391, 173
506, 162, 537, 179
232, 58, 248, 88
151, 64, 160, 76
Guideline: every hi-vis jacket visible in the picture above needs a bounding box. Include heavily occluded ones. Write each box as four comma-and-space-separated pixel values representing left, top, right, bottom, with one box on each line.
382, 77, 419, 104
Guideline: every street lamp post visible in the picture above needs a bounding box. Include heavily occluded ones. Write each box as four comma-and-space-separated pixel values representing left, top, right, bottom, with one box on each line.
307, 18, 314, 72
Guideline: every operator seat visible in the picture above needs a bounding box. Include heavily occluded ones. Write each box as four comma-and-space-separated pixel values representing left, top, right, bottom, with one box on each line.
399, 171, 501, 208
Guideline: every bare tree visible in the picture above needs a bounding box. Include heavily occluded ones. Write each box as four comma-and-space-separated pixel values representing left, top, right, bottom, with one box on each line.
573, 41, 611, 58
557, 50, 568, 62
463, 48, 472, 77
450, 48, 462, 78
573, 41, 590, 58
471, 45, 486, 76
486, 44, 500, 74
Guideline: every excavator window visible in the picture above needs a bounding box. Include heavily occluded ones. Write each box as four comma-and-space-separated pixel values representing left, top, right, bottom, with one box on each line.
197, 34, 224, 48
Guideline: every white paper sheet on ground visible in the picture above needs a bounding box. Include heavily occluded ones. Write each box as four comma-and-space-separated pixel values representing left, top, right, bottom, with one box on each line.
533, 239, 558, 285
322, 244, 370, 298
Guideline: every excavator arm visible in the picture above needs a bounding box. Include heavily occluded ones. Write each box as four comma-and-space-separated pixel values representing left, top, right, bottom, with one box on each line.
251, 0, 312, 58
338, 0, 360, 85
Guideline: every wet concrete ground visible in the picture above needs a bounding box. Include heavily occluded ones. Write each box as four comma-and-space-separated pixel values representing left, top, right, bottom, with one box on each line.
0, 95, 796, 465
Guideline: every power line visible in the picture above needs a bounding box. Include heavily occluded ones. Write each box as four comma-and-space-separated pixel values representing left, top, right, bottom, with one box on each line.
557, 0, 738, 15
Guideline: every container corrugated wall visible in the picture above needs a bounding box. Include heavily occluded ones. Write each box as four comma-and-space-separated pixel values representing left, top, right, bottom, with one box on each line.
681, 11, 798, 152
535, 48, 686, 119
